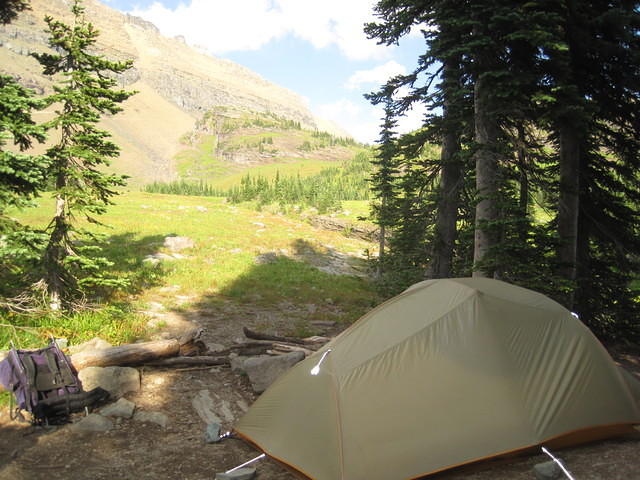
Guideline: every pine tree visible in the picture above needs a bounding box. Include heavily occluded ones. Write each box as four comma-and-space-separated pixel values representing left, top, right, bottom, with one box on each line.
0, 0, 30, 24
369, 94, 400, 276
0, 0, 48, 294
32, 0, 136, 310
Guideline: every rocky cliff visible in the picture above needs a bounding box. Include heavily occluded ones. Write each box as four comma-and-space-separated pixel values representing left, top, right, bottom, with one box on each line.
0, 0, 330, 184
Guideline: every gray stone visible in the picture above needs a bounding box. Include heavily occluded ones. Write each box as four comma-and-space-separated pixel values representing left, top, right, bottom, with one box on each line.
100, 398, 136, 419
204, 422, 221, 443
192, 390, 222, 425
164, 235, 195, 251
133, 410, 169, 428
215, 467, 256, 480
70, 414, 113, 433
78, 366, 140, 399
67, 337, 112, 355
244, 351, 305, 393
229, 354, 248, 373
533, 460, 564, 480
206, 342, 226, 353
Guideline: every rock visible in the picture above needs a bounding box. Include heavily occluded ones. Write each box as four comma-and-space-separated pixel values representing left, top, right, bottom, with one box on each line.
143, 253, 183, 264
164, 236, 195, 251
215, 467, 256, 480
67, 337, 112, 356
133, 410, 169, 428
229, 354, 248, 373
206, 342, 226, 353
0, 351, 7, 362
204, 422, 222, 443
101, 398, 136, 419
70, 414, 113, 433
54, 338, 68, 349
244, 351, 305, 393
255, 252, 279, 265
195, 206, 208, 212
192, 390, 222, 425
533, 460, 564, 480
78, 366, 140, 399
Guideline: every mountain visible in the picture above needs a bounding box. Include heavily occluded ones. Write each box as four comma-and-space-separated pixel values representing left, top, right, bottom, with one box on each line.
0, 0, 347, 185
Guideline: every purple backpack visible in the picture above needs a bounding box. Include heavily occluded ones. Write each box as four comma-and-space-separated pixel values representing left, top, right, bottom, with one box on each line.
0, 340, 107, 424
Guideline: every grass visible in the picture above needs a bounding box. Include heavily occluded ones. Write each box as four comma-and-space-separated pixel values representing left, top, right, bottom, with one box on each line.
209, 158, 339, 189
2, 192, 379, 353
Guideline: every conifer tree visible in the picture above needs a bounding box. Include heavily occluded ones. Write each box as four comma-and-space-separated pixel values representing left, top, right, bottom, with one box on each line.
0, 0, 30, 24
33, 0, 135, 310
0, 0, 48, 293
369, 93, 400, 276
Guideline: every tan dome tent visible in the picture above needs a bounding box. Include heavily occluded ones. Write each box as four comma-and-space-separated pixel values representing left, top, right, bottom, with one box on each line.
234, 278, 640, 480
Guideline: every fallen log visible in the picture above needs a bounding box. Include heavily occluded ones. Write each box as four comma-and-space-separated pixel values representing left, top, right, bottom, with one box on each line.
270, 343, 316, 356
243, 327, 306, 345
70, 339, 181, 370
143, 356, 230, 367
70, 328, 205, 370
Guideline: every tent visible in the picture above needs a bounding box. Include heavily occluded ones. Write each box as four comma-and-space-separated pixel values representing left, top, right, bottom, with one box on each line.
234, 278, 640, 480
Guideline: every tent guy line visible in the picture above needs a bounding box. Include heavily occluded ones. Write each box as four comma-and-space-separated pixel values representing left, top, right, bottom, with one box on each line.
541, 447, 576, 480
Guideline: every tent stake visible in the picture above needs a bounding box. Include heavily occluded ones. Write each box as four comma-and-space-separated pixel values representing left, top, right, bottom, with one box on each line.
225, 453, 266, 474
541, 447, 575, 480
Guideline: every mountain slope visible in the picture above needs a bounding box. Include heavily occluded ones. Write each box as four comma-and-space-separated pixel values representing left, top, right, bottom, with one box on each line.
0, 0, 342, 184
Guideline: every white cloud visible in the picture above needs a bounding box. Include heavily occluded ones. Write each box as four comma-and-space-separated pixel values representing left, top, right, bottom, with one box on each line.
129, 0, 388, 60
316, 99, 379, 144
315, 96, 428, 145
345, 60, 406, 90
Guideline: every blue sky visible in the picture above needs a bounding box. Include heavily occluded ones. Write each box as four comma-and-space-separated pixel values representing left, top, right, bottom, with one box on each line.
101, 0, 428, 143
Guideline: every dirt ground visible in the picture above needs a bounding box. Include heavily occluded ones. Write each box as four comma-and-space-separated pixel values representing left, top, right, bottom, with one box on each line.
1, 303, 638, 480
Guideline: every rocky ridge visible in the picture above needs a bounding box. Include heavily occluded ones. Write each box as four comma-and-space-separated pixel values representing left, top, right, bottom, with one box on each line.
0, 0, 336, 184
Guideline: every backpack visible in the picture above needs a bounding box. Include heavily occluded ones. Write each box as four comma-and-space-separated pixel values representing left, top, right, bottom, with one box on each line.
0, 339, 109, 424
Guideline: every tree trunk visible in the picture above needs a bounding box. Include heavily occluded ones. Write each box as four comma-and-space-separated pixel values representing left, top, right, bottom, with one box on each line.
427, 58, 462, 279
516, 124, 529, 218
557, 121, 580, 307
472, 63, 501, 278
43, 190, 69, 311
377, 223, 386, 278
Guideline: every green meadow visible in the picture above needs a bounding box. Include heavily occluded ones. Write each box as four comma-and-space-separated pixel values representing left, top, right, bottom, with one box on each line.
1, 192, 378, 350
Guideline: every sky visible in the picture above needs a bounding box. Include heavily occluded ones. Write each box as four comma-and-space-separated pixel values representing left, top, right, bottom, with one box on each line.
101, 0, 428, 144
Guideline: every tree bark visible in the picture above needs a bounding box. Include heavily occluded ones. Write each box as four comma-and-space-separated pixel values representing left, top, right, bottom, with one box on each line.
472, 59, 501, 278
427, 57, 462, 279
70, 339, 182, 370
143, 356, 230, 367
242, 327, 306, 345
557, 121, 581, 306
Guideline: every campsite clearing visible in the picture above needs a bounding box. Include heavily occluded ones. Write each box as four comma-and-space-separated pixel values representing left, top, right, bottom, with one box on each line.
0, 297, 639, 480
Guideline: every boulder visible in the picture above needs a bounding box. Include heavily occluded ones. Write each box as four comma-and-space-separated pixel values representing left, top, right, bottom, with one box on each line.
164, 236, 195, 251
215, 467, 256, 480
133, 410, 169, 428
192, 389, 222, 425
229, 354, 248, 373
244, 351, 305, 393
70, 414, 113, 433
101, 398, 136, 419
533, 460, 565, 480
78, 366, 140, 399
204, 422, 222, 443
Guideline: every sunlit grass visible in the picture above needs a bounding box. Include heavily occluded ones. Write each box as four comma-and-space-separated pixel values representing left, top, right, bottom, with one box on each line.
2, 192, 378, 352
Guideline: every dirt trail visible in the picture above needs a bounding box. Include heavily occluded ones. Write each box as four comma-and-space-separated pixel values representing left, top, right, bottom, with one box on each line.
1, 304, 638, 480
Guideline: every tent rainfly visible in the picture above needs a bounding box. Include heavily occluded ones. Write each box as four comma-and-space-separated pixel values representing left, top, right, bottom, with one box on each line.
234, 278, 640, 480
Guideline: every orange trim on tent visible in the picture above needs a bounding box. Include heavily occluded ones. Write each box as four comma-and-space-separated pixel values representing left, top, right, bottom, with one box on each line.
235, 421, 639, 480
